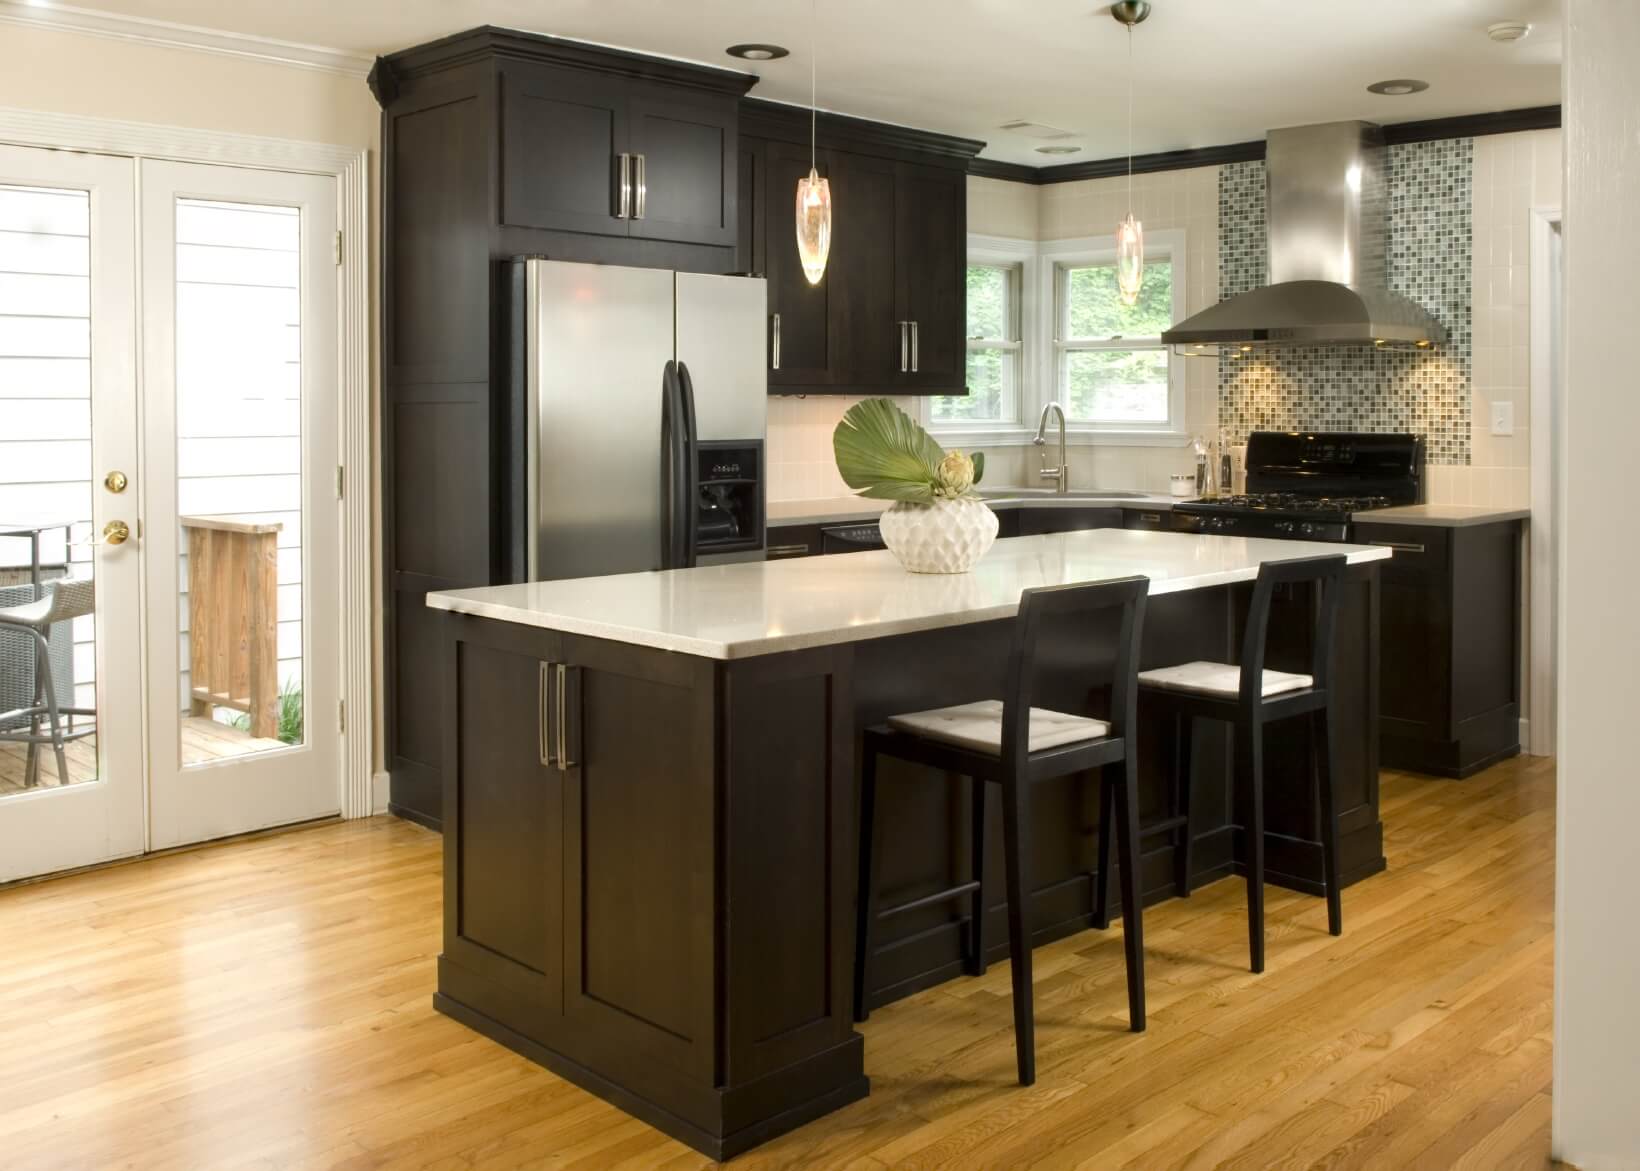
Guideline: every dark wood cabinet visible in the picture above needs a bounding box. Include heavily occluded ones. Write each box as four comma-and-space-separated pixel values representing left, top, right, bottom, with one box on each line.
498, 61, 737, 246
374, 29, 756, 827
1364, 520, 1524, 777
740, 99, 982, 397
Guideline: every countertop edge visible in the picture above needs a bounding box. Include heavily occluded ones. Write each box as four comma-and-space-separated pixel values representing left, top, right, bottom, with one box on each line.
1351, 506, 1530, 528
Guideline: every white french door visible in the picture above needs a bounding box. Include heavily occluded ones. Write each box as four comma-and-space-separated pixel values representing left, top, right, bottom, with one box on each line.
141, 160, 340, 849
0, 146, 342, 881
0, 146, 145, 881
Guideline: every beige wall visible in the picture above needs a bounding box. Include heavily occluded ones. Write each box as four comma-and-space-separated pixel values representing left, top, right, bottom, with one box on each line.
1555, 2, 1640, 1165
0, 23, 386, 775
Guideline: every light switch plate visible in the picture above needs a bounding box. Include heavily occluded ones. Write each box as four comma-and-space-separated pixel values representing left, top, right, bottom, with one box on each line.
1490, 401, 1514, 436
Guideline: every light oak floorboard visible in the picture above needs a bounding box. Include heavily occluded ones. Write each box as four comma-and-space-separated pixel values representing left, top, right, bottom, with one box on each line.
0, 756, 1568, 1169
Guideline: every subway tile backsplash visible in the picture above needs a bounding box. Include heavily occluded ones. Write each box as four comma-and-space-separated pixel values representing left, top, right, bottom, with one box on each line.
1217, 139, 1475, 465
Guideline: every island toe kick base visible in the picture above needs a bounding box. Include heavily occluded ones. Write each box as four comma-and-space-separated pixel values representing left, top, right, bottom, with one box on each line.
435, 615, 867, 1160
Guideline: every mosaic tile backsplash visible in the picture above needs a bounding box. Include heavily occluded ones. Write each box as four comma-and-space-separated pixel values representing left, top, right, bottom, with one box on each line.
1216, 139, 1474, 464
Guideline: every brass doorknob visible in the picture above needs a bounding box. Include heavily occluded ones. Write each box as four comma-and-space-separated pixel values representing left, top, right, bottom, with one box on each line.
104, 470, 128, 493
103, 519, 130, 545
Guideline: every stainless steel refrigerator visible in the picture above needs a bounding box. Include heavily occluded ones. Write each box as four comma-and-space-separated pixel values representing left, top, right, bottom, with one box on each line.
511, 258, 768, 582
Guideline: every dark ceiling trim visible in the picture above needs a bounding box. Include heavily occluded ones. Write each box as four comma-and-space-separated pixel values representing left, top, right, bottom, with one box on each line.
972, 105, 1562, 185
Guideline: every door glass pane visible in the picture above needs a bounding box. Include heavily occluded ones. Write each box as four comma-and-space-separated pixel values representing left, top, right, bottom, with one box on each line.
174, 198, 304, 765
0, 184, 100, 794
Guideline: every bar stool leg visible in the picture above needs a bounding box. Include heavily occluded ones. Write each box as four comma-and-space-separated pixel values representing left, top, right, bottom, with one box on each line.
1236, 722, 1267, 974
853, 739, 882, 1022
1174, 713, 1195, 898
1110, 755, 1147, 1032
36, 630, 69, 786
1313, 706, 1343, 937
1092, 770, 1115, 931
1000, 773, 1035, 1086
967, 774, 988, 976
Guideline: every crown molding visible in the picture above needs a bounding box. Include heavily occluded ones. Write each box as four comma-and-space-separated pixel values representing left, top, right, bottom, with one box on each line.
0, 1, 373, 79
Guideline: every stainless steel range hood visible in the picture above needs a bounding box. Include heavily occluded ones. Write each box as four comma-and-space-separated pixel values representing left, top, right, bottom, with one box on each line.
1162, 121, 1448, 350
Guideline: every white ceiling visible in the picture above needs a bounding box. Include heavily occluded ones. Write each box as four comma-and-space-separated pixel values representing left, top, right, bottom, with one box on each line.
46, 0, 1562, 165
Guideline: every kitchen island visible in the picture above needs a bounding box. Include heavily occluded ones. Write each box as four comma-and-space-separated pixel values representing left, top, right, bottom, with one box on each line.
427, 529, 1391, 1159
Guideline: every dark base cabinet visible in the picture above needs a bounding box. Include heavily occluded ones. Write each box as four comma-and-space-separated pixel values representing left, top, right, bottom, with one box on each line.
1365, 520, 1525, 778
439, 614, 865, 1160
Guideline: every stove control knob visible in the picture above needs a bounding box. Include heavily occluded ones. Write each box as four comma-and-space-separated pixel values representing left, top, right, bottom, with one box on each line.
1275, 521, 1293, 534
1300, 522, 1316, 536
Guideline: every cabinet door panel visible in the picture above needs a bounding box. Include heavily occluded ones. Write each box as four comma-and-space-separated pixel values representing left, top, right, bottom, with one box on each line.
499, 62, 627, 236
560, 641, 716, 1080
764, 142, 835, 387
628, 88, 736, 247
829, 152, 900, 389
895, 164, 966, 391
442, 619, 563, 1036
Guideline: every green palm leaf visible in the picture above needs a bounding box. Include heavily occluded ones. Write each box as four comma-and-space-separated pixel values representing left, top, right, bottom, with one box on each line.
833, 398, 945, 502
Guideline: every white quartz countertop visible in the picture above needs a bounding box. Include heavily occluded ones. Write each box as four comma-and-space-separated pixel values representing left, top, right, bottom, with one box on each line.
768, 491, 1181, 527
427, 529, 1391, 661
1351, 504, 1530, 528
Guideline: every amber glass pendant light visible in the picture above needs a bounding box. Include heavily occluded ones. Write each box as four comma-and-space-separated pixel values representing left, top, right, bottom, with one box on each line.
795, 0, 831, 285
1112, 1, 1150, 306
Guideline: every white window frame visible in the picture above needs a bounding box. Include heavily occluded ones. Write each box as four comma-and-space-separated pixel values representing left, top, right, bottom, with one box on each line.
1040, 228, 1189, 445
920, 234, 1037, 444
925, 229, 1189, 447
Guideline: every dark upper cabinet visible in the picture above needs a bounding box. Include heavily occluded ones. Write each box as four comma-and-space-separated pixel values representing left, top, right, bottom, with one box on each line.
739, 100, 982, 397
497, 59, 739, 247
763, 141, 838, 388
894, 163, 966, 392
627, 85, 737, 247
499, 61, 630, 235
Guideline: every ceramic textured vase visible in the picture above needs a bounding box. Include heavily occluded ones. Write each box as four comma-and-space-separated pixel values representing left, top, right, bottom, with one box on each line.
878, 498, 999, 574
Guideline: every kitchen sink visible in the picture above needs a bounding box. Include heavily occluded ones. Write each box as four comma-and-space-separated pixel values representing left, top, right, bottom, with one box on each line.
979, 487, 1154, 502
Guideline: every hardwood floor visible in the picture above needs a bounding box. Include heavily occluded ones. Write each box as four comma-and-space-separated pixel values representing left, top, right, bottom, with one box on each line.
0, 756, 1560, 1169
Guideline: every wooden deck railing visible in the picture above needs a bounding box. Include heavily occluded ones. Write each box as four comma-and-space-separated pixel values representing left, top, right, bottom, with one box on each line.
181, 516, 282, 739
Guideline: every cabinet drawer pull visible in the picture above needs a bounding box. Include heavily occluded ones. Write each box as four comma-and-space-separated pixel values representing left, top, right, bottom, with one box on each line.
633, 153, 647, 220
538, 660, 556, 766
556, 663, 577, 771
1368, 539, 1426, 554
1137, 512, 1162, 524
899, 321, 908, 373
766, 543, 811, 558
616, 153, 632, 219
911, 320, 919, 373
772, 312, 781, 370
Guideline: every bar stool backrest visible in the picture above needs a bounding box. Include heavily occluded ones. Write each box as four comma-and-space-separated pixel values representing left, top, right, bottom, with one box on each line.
1000, 576, 1149, 765
1239, 555, 1349, 708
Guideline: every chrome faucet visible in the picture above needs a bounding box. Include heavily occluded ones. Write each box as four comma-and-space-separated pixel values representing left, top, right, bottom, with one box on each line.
1033, 401, 1069, 494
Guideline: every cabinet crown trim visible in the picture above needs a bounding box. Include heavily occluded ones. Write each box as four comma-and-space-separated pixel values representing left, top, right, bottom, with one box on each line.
741, 98, 984, 166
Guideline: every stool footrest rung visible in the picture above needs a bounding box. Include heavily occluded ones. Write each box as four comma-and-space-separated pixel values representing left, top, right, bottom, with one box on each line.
877, 880, 982, 922
1140, 815, 1189, 837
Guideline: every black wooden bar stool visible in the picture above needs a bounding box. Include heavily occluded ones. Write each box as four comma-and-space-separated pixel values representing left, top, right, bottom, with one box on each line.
852, 576, 1149, 1087
1102, 554, 1348, 975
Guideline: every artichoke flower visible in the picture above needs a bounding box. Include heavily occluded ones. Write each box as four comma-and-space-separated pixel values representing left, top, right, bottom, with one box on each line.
935, 450, 976, 498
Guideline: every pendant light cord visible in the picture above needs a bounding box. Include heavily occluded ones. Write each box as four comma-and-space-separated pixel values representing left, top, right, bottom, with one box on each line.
809, 0, 817, 170
1125, 22, 1134, 210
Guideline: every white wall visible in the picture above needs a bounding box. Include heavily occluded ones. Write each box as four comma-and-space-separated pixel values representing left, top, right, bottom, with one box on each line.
1553, 3, 1640, 1166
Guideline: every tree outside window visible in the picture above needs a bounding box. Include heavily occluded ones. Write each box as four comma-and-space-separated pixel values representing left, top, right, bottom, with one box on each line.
931, 262, 1020, 424
1056, 258, 1174, 425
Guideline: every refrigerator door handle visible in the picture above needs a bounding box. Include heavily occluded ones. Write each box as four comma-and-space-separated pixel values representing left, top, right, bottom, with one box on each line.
661, 361, 687, 569
676, 361, 701, 569
771, 312, 781, 371
616, 153, 632, 219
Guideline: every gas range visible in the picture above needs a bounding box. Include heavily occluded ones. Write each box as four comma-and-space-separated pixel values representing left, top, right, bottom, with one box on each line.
1172, 431, 1424, 543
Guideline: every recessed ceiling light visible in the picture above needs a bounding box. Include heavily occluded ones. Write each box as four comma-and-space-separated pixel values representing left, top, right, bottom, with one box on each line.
1035, 145, 1083, 156
1487, 21, 1532, 42
725, 43, 789, 61
1367, 78, 1430, 96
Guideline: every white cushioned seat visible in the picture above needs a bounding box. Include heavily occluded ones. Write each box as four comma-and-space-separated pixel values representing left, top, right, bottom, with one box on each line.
886, 699, 1110, 756
1136, 660, 1313, 699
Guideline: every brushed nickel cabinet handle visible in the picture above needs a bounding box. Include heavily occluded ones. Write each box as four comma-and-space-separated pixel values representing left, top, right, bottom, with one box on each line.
616, 153, 632, 219
1368, 539, 1426, 554
538, 660, 556, 766
911, 320, 920, 373
766, 543, 811, 558
772, 312, 781, 370
899, 322, 908, 373
556, 663, 576, 771
633, 153, 647, 220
